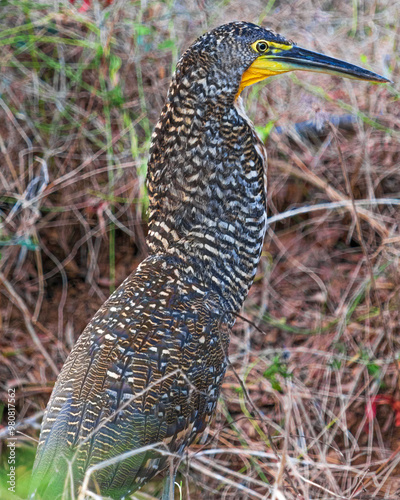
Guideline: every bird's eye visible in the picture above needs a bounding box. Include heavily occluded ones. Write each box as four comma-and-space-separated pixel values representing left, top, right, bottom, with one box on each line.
255, 41, 269, 53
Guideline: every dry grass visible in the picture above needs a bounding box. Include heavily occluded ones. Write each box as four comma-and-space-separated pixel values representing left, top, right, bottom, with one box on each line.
0, 0, 399, 498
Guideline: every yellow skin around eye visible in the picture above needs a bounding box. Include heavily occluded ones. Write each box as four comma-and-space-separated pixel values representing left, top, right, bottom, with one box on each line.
237, 41, 294, 98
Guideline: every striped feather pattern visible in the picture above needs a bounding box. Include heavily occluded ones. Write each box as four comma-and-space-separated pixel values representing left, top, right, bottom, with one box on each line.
29, 21, 282, 498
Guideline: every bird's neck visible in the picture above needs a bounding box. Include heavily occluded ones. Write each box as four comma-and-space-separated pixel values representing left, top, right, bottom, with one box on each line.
146, 90, 267, 313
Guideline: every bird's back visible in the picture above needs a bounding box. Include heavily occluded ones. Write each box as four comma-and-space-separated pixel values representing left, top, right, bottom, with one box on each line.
30, 22, 273, 499
30, 254, 229, 498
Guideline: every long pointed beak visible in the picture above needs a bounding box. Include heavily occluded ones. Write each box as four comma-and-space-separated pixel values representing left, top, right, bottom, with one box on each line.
263, 45, 391, 83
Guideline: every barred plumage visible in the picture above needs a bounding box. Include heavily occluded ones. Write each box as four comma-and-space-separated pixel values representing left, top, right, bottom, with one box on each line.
30, 20, 388, 500
32, 256, 229, 497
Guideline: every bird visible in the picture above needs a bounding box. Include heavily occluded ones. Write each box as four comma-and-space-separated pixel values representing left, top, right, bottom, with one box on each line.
29, 21, 389, 500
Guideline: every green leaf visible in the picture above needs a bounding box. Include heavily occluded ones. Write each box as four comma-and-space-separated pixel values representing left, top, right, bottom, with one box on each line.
96, 44, 103, 59
367, 362, 380, 378
106, 85, 124, 107
262, 356, 292, 392
134, 24, 153, 36
271, 380, 282, 392
157, 39, 175, 51
109, 54, 122, 82
330, 358, 342, 370
255, 119, 277, 141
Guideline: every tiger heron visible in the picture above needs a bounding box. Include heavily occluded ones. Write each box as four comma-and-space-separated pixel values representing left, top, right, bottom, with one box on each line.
29, 21, 389, 500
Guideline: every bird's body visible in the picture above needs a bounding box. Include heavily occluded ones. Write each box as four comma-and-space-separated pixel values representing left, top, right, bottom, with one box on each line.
30, 21, 388, 499
32, 256, 230, 496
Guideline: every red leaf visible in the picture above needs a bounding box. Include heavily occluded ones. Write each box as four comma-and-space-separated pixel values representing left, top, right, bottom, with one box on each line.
365, 395, 400, 429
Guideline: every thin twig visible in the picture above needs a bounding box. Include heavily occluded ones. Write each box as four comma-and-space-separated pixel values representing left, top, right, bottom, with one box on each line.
267, 198, 400, 225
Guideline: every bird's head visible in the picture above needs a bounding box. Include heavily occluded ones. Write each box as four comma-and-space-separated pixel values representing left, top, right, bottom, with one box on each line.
174, 21, 389, 102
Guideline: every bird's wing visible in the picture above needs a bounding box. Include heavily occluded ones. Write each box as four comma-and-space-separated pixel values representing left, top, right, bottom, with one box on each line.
30, 254, 229, 499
